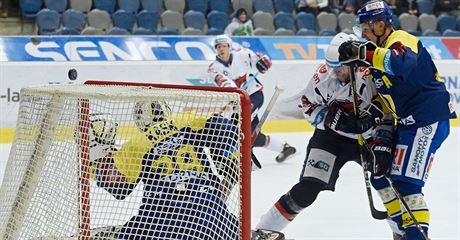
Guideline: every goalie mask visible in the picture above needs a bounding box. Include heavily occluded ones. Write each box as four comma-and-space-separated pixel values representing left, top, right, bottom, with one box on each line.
89, 113, 118, 147
133, 101, 174, 141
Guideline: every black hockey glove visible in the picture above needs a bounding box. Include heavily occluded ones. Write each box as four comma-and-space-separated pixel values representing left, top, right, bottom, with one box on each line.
338, 40, 377, 67
355, 104, 385, 133
366, 138, 394, 176
324, 104, 360, 134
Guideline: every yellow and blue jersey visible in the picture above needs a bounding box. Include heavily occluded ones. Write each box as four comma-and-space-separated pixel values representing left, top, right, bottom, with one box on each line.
368, 30, 456, 127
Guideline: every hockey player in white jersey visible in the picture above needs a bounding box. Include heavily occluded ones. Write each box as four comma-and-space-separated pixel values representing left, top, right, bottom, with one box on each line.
206, 34, 296, 164
255, 32, 399, 238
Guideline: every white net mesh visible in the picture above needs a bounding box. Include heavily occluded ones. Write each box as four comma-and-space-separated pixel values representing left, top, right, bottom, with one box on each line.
0, 84, 247, 240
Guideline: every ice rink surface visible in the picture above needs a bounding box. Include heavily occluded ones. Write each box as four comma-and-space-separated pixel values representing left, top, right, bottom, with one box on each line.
0, 129, 459, 240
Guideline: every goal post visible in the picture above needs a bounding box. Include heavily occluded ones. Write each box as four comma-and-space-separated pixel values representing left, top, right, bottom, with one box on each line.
0, 81, 252, 240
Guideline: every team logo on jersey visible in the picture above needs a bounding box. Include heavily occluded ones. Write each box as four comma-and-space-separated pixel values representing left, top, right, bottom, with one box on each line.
421, 125, 432, 135
307, 159, 330, 172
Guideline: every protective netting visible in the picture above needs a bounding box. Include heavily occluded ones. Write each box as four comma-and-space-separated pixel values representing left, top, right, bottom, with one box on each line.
0, 84, 248, 240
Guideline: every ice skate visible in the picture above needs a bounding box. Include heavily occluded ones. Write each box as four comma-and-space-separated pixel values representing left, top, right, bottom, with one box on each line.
393, 233, 406, 240
275, 143, 296, 163
251, 229, 285, 240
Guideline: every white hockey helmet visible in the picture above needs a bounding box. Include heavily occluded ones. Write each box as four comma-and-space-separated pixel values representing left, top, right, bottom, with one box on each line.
325, 32, 359, 68
133, 100, 172, 133
89, 113, 118, 146
213, 34, 232, 49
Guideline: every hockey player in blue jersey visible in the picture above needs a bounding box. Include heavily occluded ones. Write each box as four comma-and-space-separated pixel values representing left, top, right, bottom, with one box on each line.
338, 1, 457, 239
89, 101, 241, 240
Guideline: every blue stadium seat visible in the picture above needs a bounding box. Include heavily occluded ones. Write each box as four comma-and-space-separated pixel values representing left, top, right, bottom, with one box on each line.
44, 0, 67, 13
36, 9, 61, 34
253, 0, 274, 13
296, 28, 316, 36
108, 27, 131, 34
94, 0, 117, 14
186, 0, 208, 15
274, 0, 294, 13
62, 9, 86, 31
442, 29, 460, 36
56, 27, 80, 35
137, 10, 159, 33
112, 9, 136, 32
319, 29, 337, 36
141, 0, 163, 12
422, 29, 440, 36
207, 10, 228, 32
118, 0, 140, 13
416, 0, 434, 15
209, 0, 229, 12
207, 27, 224, 35
19, 0, 43, 18
158, 27, 180, 35
274, 12, 295, 30
184, 10, 205, 30
133, 27, 154, 34
437, 15, 457, 34
457, 16, 460, 30
296, 12, 315, 31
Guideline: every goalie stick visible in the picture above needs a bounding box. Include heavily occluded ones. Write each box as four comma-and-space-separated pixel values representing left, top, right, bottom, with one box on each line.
251, 85, 285, 169
349, 66, 388, 220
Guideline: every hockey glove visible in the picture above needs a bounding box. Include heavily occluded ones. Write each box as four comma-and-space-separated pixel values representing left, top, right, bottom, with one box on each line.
366, 138, 394, 176
338, 40, 377, 67
255, 52, 272, 74
324, 103, 360, 134
355, 103, 385, 133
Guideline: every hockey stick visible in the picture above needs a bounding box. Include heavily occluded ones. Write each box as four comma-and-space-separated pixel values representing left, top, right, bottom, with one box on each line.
384, 175, 430, 240
349, 66, 388, 220
251, 85, 285, 169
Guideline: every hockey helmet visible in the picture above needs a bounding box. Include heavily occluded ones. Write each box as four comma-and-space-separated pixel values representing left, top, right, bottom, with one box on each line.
325, 32, 359, 68
213, 35, 232, 49
356, 0, 393, 25
133, 101, 172, 134
89, 113, 118, 146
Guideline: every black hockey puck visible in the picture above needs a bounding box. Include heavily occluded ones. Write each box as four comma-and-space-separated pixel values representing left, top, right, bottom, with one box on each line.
68, 68, 78, 80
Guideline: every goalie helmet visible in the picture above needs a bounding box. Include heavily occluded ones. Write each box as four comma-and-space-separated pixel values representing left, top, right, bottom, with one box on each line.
133, 101, 172, 133
89, 113, 118, 146
325, 32, 359, 68
213, 35, 232, 49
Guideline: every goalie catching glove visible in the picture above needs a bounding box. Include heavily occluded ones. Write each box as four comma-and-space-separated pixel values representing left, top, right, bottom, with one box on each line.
338, 40, 377, 67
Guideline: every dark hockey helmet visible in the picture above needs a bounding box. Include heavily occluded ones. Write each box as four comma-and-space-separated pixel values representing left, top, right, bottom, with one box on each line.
356, 0, 393, 25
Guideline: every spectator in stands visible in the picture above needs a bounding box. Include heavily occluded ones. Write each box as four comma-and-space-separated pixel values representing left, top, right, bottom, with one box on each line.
224, 8, 254, 36
386, 0, 419, 16
296, 0, 331, 15
331, 0, 357, 14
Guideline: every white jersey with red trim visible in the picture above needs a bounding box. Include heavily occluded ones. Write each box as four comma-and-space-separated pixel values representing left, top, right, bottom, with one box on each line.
206, 48, 265, 95
300, 64, 378, 139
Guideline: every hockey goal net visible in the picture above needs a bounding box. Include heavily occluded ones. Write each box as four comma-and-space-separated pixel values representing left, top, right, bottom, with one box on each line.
0, 81, 252, 240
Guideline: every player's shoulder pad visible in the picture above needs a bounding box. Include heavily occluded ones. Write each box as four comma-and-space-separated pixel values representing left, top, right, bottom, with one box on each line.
310, 64, 331, 86
385, 30, 419, 53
